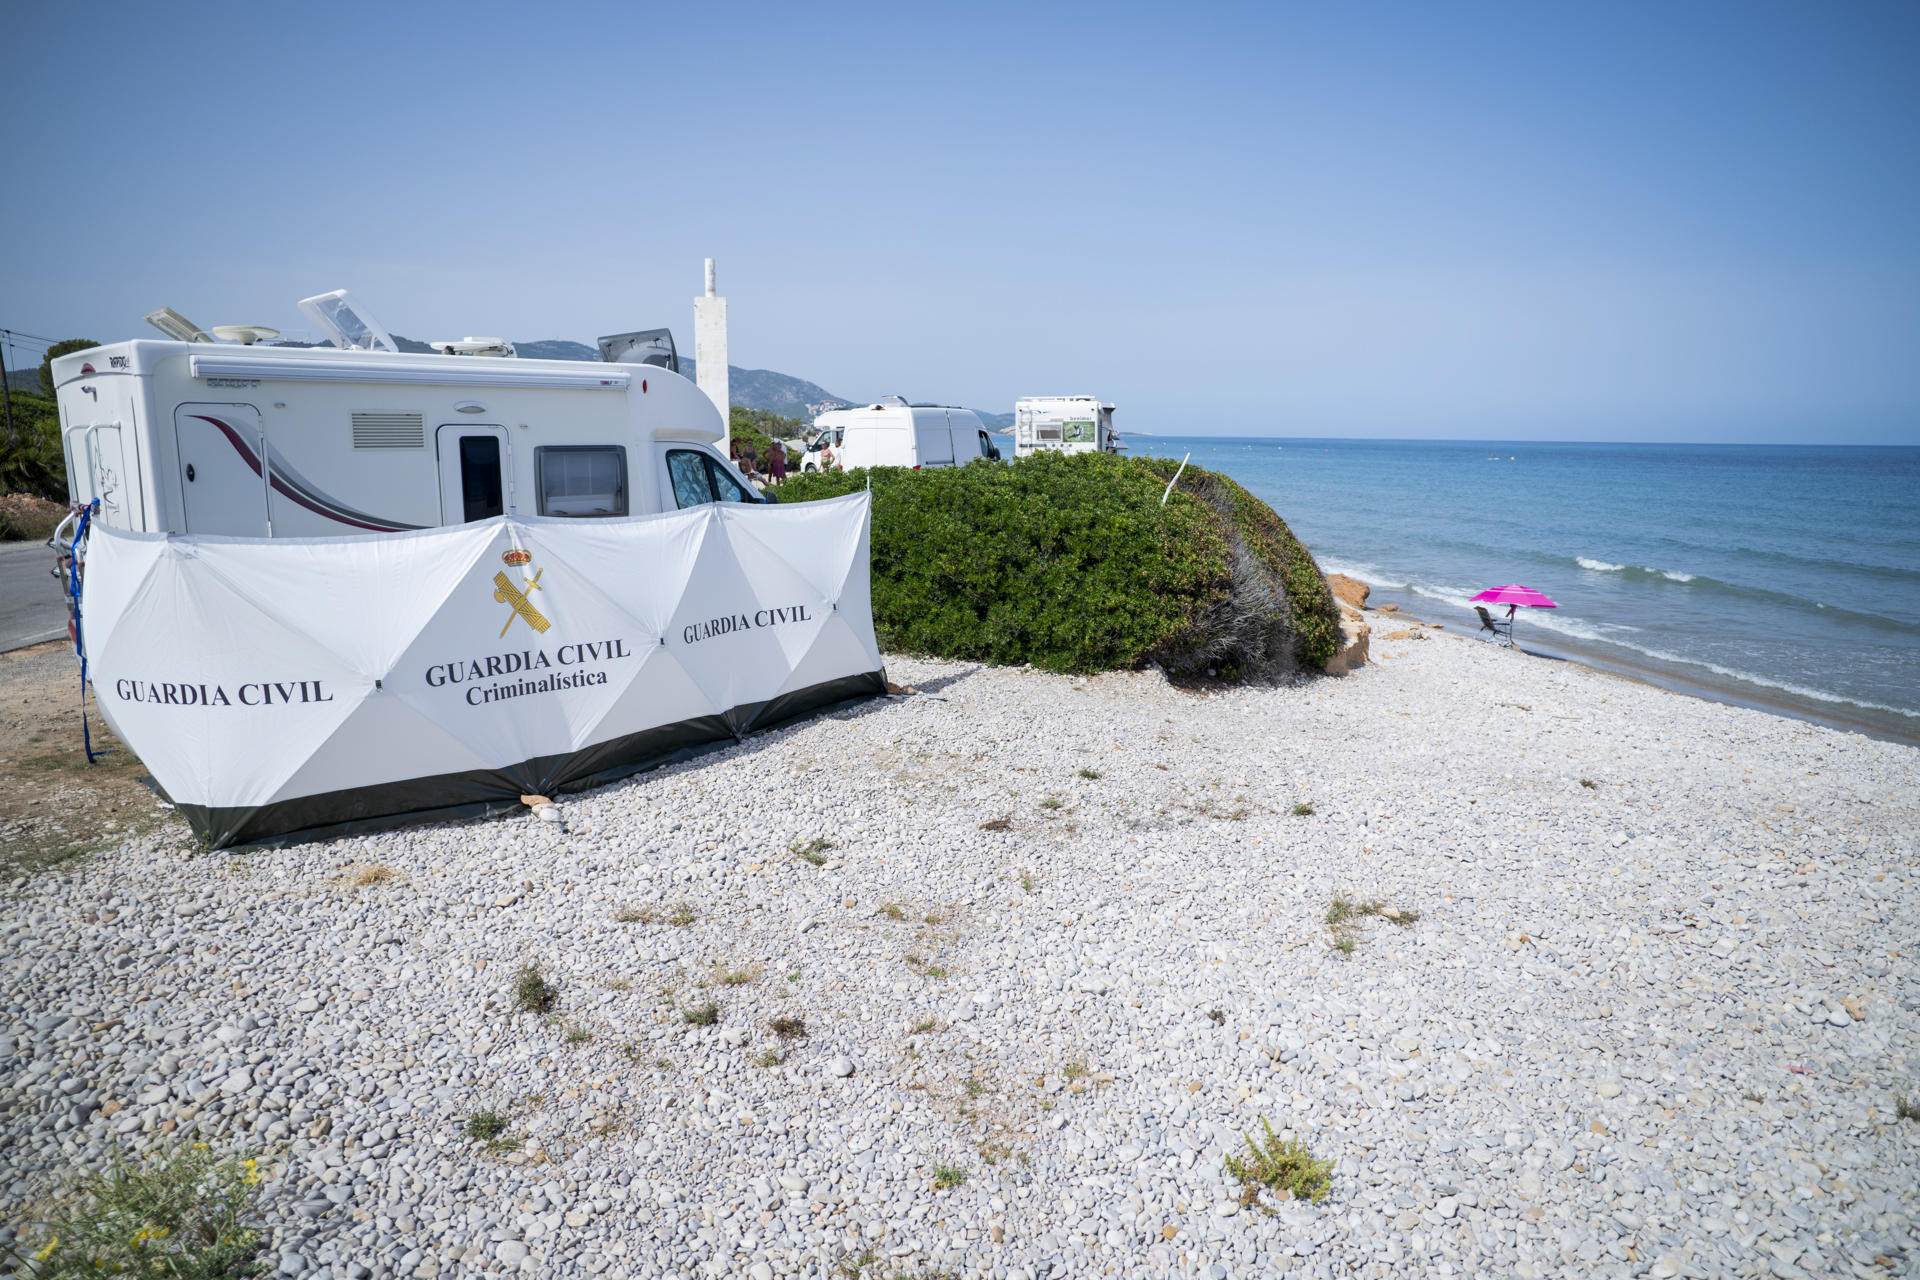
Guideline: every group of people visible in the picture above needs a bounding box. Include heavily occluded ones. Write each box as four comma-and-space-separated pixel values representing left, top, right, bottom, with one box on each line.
728, 436, 791, 489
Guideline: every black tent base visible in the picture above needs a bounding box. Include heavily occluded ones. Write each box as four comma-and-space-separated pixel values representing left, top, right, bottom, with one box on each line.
169, 670, 888, 851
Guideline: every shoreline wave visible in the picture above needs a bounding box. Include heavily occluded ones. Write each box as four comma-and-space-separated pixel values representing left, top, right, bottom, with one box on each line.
1334, 566, 1920, 723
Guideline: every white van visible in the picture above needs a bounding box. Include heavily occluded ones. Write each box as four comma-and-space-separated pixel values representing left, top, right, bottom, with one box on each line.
801, 397, 998, 472
49, 291, 768, 541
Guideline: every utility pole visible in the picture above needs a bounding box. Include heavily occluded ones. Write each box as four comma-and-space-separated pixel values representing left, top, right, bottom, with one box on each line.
0, 340, 14, 449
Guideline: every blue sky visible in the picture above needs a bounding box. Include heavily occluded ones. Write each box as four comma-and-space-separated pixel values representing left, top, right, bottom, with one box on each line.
3, 1, 1916, 442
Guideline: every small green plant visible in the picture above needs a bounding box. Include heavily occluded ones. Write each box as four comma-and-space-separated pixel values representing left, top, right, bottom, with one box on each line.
932, 1163, 967, 1190
667, 902, 698, 927
834, 1247, 880, 1278
924, 965, 948, 979
790, 836, 834, 865
1897, 1095, 1920, 1122
754, 1050, 783, 1068
682, 1001, 719, 1027
1039, 796, 1064, 811
964, 1079, 985, 1098
514, 964, 558, 1014
720, 968, 756, 986
613, 905, 651, 923
1326, 895, 1415, 954
653, 1058, 673, 1071
1224, 1117, 1334, 1207
464, 1110, 508, 1141
8, 1140, 267, 1278
786, 969, 803, 981
768, 1015, 808, 1039
1063, 1058, 1089, 1083
1325, 896, 1366, 927
565, 1025, 594, 1045
881, 902, 907, 921
913, 1018, 937, 1035
979, 814, 1012, 832
1077, 767, 1102, 780
1291, 802, 1315, 817
1743, 1091, 1765, 1103
1579, 778, 1598, 789
1020, 871, 1036, 893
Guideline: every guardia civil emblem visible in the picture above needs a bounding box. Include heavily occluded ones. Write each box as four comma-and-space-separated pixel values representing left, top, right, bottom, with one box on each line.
494, 548, 548, 637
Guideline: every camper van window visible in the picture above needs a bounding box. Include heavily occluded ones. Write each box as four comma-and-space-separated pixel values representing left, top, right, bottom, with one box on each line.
458, 436, 505, 522
535, 446, 628, 517
703, 456, 752, 503
666, 450, 714, 508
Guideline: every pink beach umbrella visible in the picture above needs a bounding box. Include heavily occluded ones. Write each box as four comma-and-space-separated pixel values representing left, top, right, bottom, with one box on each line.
1469, 584, 1556, 646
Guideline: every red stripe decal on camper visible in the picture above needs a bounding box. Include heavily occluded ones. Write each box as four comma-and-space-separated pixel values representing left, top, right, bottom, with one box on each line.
191, 415, 422, 532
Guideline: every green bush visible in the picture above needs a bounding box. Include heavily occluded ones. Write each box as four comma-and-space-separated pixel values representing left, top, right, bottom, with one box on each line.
1, 392, 68, 503
776, 452, 1337, 678
1137, 457, 1342, 669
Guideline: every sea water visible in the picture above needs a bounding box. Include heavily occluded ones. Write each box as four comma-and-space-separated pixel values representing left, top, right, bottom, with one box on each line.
1131, 437, 1920, 745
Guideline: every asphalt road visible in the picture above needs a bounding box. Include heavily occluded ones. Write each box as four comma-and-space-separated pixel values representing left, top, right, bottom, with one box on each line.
0, 540, 70, 653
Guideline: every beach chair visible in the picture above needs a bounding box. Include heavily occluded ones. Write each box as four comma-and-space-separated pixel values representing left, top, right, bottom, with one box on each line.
1475, 605, 1512, 647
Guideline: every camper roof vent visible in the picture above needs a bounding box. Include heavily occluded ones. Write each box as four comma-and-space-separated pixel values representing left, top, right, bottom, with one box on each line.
298, 290, 399, 353
878, 395, 909, 406
351, 412, 426, 450
597, 328, 678, 372
145, 307, 213, 343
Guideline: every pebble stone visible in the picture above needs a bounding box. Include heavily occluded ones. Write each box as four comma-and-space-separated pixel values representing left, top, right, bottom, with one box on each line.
2, 631, 1916, 1280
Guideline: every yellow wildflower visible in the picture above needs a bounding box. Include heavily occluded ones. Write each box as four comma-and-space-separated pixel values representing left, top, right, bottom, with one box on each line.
131, 1224, 171, 1247
32, 1234, 59, 1261
240, 1156, 262, 1186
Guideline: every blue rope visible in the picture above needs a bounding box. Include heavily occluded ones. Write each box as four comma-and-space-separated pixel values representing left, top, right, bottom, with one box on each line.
69, 502, 98, 764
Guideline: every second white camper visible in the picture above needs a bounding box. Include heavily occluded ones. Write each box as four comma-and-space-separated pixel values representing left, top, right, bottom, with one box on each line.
801, 397, 997, 472
1013, 396, 1118, 458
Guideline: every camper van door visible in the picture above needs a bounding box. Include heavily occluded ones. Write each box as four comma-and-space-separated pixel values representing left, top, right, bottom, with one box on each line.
437, 424, 512, 524
67, 423, 140, 530
175, 404, 269, 536
912, 410, 955, 468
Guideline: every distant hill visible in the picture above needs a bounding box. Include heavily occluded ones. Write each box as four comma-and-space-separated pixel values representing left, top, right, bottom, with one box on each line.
678, 358, 855, 420
514, 339, 598, 361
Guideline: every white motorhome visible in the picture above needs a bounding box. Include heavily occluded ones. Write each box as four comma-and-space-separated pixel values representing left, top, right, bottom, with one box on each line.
1013, 395, 1119, 458
799, 396, 999, 473
51, 292, 767, 542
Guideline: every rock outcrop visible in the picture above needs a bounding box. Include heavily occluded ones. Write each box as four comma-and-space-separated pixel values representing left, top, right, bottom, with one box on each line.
1323, 574, 1372, 675
1328, 573, 1371, 612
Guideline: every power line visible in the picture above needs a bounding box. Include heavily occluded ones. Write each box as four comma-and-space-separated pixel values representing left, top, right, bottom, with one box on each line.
0, 326, 62, 348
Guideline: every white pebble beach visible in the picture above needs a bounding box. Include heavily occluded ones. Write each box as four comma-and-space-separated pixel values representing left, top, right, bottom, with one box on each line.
3, 626, 1916, 1280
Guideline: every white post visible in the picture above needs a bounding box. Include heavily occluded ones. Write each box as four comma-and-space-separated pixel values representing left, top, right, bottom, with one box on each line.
694, 257, 730, 453
1161, 453, 1191, 506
